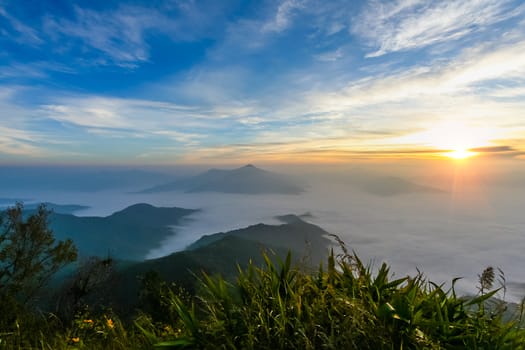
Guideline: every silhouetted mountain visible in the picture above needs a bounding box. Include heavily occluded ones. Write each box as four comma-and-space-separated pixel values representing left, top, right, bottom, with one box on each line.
47, 203, 198, 260
141, 164, 304, 194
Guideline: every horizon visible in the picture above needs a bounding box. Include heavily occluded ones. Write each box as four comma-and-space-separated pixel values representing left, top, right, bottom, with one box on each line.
1, 0, 524, 165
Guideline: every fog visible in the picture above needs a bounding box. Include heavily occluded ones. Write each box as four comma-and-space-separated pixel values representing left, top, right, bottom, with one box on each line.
1, 160, 524, 302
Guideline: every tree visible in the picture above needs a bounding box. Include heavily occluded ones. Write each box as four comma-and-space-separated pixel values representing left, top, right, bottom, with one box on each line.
0, 203, 77, 304
55, 256, 115, 320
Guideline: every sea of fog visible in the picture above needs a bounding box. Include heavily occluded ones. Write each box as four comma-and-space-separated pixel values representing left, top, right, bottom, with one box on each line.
2, 176, 524, 303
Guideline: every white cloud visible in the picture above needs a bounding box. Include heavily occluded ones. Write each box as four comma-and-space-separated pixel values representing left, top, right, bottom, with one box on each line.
315, 48, 344, 62
39, 94, 257, 141
307, 39, 525, 111
352, 0, 524, 57
152, 130, 204, 145
262, 0, 305, 33
0, 87, 66, 157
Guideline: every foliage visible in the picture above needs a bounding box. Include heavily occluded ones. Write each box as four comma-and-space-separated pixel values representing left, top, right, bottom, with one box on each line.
54, 256, 116, 321
1, 220, 525, 349
154, 250, 525, 349
0, 203, 77, 304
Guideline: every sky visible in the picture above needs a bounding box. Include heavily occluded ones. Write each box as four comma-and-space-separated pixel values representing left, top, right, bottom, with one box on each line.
1, 0, 525, 165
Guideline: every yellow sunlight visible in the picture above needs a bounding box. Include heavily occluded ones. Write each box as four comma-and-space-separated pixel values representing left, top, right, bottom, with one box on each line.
446, 148, 478, 159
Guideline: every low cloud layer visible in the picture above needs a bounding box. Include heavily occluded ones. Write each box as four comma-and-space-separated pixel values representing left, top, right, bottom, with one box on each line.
2, 162, 523, 302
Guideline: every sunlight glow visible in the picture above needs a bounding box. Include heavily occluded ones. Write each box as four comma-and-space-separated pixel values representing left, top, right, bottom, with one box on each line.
446, 148, 478, 159
390, 120, 498, 159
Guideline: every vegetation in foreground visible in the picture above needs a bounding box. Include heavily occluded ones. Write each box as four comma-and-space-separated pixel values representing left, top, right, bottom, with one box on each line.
1, 205, 525, 349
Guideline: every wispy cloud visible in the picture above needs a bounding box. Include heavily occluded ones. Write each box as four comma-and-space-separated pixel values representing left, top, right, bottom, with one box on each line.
0, 134, 44, 157
0, 87, 62, 158
262, 0, 305, 33
352, 0, 525, 57
40, 2, 229, 67
42, 6, 157, 66
39, 94, 260, 150
314, 48, 344, 62
306, 38, 525, 110
0, 6, 42, 46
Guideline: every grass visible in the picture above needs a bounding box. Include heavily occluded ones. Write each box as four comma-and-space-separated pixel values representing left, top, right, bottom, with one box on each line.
155, 245, 525, 349
1, 246, 525, 349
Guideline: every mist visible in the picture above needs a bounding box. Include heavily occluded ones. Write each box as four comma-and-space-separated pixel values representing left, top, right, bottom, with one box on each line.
0, 159, 524, 301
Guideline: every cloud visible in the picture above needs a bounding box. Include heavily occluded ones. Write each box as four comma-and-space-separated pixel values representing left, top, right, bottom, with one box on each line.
0, 126, 45, 156
42, 96, 204, 132
470, 146, 514, 153
40, 2, 230, 67
352, 0, 525, 57
42, 6, 156, 66
314, 48, 344, 62
39, 93, 262, 148
0, 62, 76, 79
0, 6, 42, 46
305, 38, 525, 113
262, 0, 305, 33
0, 87, 69, 158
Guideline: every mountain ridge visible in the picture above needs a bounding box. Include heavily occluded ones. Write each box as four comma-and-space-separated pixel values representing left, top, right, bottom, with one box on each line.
140, 164, 304, 195
46, 204, 198, 260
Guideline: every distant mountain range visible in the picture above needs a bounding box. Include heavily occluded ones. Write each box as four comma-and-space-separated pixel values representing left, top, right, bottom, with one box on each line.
141, 164, 304, 194
357, 175, 445, 196
329, 169, 445, 196
36, 203, 334, 313
44, 203, 198, 260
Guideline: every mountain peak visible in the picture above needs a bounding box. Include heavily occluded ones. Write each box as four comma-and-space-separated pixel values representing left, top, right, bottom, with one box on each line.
141, 164, 304, 194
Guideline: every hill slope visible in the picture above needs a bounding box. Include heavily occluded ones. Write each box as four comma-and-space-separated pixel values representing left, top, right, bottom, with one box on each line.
188, 214, 331, 264
47, 203, 197, 260
112, 215, 333, 310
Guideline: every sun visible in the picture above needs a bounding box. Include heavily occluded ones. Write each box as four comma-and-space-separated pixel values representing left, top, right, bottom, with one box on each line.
446, 148, 478, 160
410, 120, 492, 160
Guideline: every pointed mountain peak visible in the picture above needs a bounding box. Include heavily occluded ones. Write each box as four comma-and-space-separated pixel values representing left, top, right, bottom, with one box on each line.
234, 164, 260, 172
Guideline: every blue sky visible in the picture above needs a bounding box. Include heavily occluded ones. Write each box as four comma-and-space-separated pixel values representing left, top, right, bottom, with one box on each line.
1, 0, 524, 165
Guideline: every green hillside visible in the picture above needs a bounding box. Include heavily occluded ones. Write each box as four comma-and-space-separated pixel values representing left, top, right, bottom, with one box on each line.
110, 215, 331, 312
47, 203, 198, 260
189, 214, 331, 265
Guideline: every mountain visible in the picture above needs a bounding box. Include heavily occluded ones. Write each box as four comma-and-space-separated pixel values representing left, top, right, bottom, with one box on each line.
111, 215, 333, 311
141, 164, 304, 194
47, 203, 198, 260
358, 176, 445, 196
188, 214, 332, 264
337, 170, 445, 196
